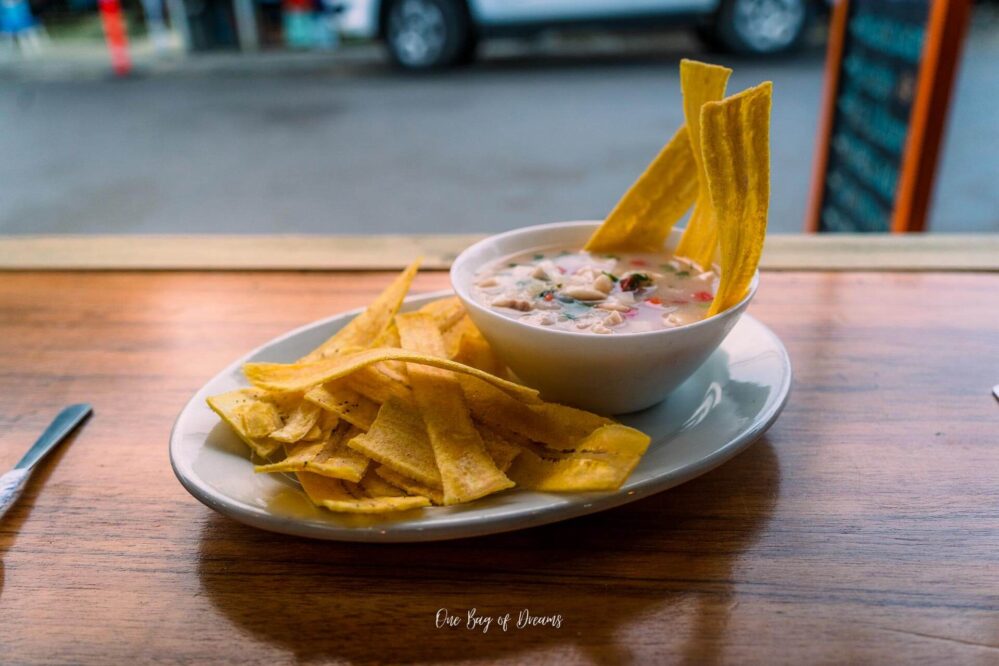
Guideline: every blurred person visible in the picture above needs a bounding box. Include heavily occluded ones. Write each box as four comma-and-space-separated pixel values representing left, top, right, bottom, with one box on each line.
140, 0, 173, 52
0, 0, 44, 54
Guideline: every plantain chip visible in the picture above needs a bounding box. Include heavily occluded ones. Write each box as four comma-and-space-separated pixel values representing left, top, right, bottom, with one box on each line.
478, 424, 523, 473
674, 59, 733, 270
446, 316, 507, 375
305, 382, 381, 430
357, 469, 409, 498
460, 376, 613, 450
297, 472, 430, 513
371, 321, 400, 349
298, 259, 420, 363
342, 364, 414, 405
244, 347, 539, 403
397, 312, 514, 505
374, 466, 444, 505
255, 423, 369, 482
585, 125, 700, 253
702, 81, 772, 316
269, 399, 323, 443
346, 397, 441, 488
506, 424, 651, 491
417, 295, 466, 332
207, 388, 285, 458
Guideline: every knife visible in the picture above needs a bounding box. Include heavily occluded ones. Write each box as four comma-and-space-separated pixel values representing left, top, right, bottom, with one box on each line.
0, 404, 92, 521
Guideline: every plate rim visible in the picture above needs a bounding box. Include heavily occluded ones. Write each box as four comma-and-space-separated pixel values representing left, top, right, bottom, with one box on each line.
169, 289, 792, 542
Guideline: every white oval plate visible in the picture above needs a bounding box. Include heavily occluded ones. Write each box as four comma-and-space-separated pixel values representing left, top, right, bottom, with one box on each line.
170, 290, 791, 542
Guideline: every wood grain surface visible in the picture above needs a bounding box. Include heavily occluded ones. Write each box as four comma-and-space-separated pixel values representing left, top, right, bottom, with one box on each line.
0, 270, 997, 664
2, 234, 999, 272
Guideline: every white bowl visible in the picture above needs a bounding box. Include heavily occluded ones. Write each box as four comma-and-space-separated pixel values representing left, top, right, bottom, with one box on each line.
450, 221, 758, 414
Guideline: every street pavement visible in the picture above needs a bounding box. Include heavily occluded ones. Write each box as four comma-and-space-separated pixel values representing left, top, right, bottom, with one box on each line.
1, 21, 996, 236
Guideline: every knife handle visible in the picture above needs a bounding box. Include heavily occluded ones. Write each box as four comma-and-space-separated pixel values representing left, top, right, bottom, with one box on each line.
0, 468, 31, 522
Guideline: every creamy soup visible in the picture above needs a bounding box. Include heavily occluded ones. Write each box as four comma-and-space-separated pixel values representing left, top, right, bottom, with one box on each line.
472, 249, 719, 334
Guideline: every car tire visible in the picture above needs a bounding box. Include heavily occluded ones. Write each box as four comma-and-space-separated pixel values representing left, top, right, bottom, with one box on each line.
383, 0, 475, 70
707, 0, 812, 55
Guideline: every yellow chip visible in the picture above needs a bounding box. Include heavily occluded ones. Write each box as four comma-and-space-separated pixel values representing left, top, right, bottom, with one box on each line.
702, 82, 772, 316
460, 376, 613, 450
317, 496, 431, 513
299, 405, 339, 441
371, 321, 400, 349
269, 399, 322, 443
298, 259, 420, 363
357, 469, 408, 498
255, 424, 369, 482
368, 323, 409, 377
304, 382, 381, 430
346, 397, 441, 488
674, 59, 732, 270
584, 125, 700, 253
397, 313, 514, 505
234, 400, 283, 438
441, 314, 467, 358
342, 364, 414, 404
416, 295, 466, 332
297, 472, 430, 513
375, 466, 445, 505
506, 424, 651, 491
300, 424, 323, 441
446, 316, 507, 376
244, 347, 539, 403
206, 388, 284, 458
478, 424, 523, 472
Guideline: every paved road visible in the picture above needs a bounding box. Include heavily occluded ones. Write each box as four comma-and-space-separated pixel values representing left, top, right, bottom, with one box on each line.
1, 25, 996, 236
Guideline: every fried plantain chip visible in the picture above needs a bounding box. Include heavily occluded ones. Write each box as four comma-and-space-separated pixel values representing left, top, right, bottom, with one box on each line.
417, 296, 466, 332
207, 388, 285, 458
357, 469, 409, 498
460, 376, 613, 450
269, 399, 323, 443
318, 496, 431, 513
302, 424, 324, 441
371, 321, 400, 349
478, 424, 523, 472
506, 424, 651, 491
346, 397, 441, 488
255, 423, 369, 482
369, 323, 408, 377
305, 382, 381, 430
375, 466, 444, 505
298, 259, 420, 363
674, 59, 733, 270
341, 364, 414, 405
445, 316, 507, 375
297, 472, 430, 513
244, 347, 539, 403
397, 313, 514, 505
585, 125, 700, 253
702, 82, 772, 316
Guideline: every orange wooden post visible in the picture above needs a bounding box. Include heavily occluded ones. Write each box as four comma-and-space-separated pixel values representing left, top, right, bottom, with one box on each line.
98, 0, 132, 77
806, 0, 972, 233
890, 0, 972, 232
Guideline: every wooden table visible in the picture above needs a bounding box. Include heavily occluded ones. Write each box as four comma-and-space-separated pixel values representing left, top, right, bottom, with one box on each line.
1, 260, 997, 663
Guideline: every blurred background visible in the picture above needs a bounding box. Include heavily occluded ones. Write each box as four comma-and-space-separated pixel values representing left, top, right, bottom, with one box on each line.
1, 0, 996, 235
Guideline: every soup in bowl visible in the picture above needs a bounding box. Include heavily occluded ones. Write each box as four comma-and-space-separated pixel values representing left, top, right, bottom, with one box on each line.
451, 221, 758, 414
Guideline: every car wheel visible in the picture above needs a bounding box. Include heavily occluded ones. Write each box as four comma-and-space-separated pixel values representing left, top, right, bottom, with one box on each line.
710, 0, 812, 55
384, 0, 475, 70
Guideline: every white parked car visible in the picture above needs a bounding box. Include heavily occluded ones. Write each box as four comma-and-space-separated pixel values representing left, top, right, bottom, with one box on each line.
339, 0, 816, 70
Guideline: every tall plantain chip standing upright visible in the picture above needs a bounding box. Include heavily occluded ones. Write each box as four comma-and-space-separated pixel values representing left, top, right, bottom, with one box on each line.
701, 81, 772, 316
674, 59, 733, 271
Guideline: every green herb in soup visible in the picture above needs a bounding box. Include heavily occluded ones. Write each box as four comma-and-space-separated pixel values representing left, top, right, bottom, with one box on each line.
472, 249, 718, 334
